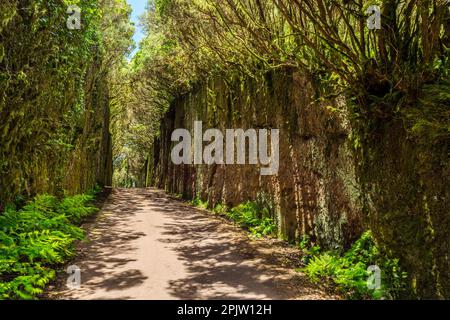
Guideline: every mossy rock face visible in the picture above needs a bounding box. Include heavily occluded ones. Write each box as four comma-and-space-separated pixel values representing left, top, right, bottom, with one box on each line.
0, 2, 113, 205
359, 119, 449, 298
147, 71, 363, 251
147, 70, 450, 299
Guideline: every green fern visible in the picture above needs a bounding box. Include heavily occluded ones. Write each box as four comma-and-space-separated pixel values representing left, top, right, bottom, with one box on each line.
0, 192, 97, 300
302, 231, 408, 299
225, 202, 276, 238
58, 194, 97, 223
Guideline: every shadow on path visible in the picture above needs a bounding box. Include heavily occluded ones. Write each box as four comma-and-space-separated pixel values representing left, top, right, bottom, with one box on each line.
147, 190, 329, 300
51, 188, 336, 300
55, 189, 148, 299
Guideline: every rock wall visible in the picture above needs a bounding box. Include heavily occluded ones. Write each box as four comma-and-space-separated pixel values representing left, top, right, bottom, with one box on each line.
145, 69, 450, 299
0, 3, 113, 204
145, 70, 364, 250
0, 58, 113, 203
62, 61, 114, 195
360, 119, 449, 298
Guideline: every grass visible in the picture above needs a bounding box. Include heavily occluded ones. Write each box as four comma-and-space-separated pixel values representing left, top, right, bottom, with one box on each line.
0, 191, 99, 300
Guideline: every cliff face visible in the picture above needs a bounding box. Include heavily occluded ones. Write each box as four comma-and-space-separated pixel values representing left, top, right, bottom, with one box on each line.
0, 57, 113, 203
146, 69, 449, 299
145, 70, 364, 250
360, 120, 450, 298
0, 3, 113, 204
62, 62, 113, 195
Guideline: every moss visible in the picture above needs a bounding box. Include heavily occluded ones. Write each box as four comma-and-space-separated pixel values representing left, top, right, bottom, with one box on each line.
356, 117, 449, 298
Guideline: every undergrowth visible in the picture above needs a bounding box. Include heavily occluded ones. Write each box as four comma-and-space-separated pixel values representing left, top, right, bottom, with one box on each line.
189, 196, 407, 299
190, 198, 276, 238
0, 191, 99, 300
224, 202, 276, 238
299, 231, 408, 300
189, 197, 209, 210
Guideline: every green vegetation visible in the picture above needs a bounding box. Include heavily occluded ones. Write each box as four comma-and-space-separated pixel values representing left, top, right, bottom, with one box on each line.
0, 0, 132, 300
301, 232, 408, 300
191, 196, 406, 299
126, 0, 448, 298
212, 204, 229, 216
0, 0, 133, 204
189, 197, 209, 210
192, 197, 406, 299
225, 202, 277, 238
191, 199, 277, 238
0, 0, 447, 299
0, 193, 98, 300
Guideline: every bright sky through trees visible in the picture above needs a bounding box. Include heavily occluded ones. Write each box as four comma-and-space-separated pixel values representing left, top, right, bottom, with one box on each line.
127, 0, 146, 56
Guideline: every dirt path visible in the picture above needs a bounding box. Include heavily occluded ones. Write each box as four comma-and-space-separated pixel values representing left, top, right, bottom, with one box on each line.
50, 188, 336, 300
